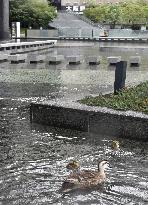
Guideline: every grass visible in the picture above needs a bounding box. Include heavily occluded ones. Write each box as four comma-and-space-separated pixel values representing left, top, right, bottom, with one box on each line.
79, 81, 148, 114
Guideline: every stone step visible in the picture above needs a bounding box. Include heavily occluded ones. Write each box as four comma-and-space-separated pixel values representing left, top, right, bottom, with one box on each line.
66, 55, 81, 65
28, 54, 45, 64
129, 56, 141, 66
8, 54, 27, 63
107, 56, 121, 65
86, 56, 101, 65
0, 54, 8, 62
47, 55, 64, 64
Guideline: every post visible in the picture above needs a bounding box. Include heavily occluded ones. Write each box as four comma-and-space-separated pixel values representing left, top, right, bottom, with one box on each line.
114, 61, 127, 94
92, 29, 93, 39
0, 0, 9, 41
11, 22, 20, 42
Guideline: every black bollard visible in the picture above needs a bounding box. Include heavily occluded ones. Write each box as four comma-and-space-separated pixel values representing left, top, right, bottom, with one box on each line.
114, 61, 127, 94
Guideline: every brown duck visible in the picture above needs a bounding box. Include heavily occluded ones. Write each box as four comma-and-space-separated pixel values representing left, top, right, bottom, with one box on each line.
61, 160, 109, 193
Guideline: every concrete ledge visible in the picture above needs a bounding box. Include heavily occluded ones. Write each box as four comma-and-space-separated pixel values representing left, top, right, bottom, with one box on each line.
66, 56, 81, 65
30, 102, 89, 131
28, 54, 45, 63
8, 54, 27, 63
0, 40, 57, 54
129, 56, 141, 67
107, 56, 121, 65
30, 99, 148, 140
47, 55, 64, 64
10, 37, 148, 44
86, 56, 101, 65
0, 54, 8, 62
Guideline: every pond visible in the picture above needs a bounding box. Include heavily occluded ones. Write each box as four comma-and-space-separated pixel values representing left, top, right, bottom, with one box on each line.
0, 41, 148, 204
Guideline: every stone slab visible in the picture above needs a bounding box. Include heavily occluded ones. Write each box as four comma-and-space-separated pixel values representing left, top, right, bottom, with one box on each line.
86, 56, 101, 65
28, 54, 45, 63
30, 99, 148, 140
66, 56, 81, 64
107, 56, 121, 65
8, 54, 27, 62
0, 54, 8, 61
129, 56, 141, 66
30, 103, 89, 131
47, 55, 64, 64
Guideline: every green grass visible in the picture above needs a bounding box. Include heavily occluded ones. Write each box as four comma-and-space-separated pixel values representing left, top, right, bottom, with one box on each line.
79, 81, 148, 114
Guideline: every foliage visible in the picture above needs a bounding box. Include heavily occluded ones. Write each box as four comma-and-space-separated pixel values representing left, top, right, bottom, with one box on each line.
79, 81, 148, 114
121, 1, 146, 25
10, 0, 57, 28
84, 6, 107, 23
84, 0, 148, 27
105, 4, 122, 28
85, 0, 97, 8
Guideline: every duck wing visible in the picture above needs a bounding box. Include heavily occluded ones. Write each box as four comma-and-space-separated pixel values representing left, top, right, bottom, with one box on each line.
63, 170, 102, 187
78, 170, 105, 186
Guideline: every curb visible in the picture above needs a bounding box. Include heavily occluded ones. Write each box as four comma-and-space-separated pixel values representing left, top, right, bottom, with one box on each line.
30, 99, 148, 140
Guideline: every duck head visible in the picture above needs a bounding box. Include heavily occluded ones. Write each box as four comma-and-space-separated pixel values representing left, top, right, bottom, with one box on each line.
66, 160, 80, 171
98, 160, 109, 172
112, 140, 120, 150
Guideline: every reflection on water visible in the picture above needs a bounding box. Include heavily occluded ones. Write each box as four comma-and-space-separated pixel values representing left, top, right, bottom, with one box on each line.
0, 41, 148, 204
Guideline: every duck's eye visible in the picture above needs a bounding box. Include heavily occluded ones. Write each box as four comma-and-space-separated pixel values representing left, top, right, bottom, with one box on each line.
102, 161, 109, 166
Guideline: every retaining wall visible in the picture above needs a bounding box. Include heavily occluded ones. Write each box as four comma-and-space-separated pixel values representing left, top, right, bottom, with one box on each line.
30, 99, 148, 140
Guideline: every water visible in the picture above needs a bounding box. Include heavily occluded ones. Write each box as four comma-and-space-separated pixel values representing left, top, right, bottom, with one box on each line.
0, 41, 148, 204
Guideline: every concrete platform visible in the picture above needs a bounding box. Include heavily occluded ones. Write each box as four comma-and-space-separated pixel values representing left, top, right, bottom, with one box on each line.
8, 54, 27, 63
0, 54, 8, 62
0, 40, 57, 54
66, 56, 81, 65
28, 54, 45, 63
129, 56, 141, 66
47, 55, 64, 64
107, 56, 121, 65
86, 56, 101, 65
30, 99, 148, 140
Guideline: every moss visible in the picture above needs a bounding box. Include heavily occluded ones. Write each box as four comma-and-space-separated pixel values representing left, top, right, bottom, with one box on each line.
79, 81, 148, 114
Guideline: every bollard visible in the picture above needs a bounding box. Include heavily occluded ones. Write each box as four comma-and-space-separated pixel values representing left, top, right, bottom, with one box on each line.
114, 61, 127, 94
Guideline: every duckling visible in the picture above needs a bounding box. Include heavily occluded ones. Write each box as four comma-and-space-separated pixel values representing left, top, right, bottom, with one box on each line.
61, 160, 109, 193
111, 140, 120, 151
66, 160, 80, 172
111, 140, 132, 159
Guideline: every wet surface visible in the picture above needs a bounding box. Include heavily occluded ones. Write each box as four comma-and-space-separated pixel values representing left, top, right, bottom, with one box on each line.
0, 41, 148, 204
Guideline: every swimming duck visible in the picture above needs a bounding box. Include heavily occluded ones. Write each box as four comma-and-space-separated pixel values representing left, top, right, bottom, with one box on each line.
111, 140, 120, 151
62, 160, 109, 193
66, 160, 80, 172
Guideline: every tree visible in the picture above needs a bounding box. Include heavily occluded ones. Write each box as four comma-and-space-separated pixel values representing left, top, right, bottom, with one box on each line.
105, 4, 122, 28
10, 0, 57, 28
121, 1, 146, 28
83, 0, 148, 29
84, 4, 121, 27
84, 5, 108, 23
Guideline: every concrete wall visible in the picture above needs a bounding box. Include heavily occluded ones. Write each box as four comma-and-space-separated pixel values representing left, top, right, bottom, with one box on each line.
27, 29, 59, 38
30, 100, 148, 140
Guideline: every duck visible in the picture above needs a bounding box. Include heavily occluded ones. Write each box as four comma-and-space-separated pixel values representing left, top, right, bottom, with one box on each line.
66, 160, 80, 173
111, 140, 120, 151
111, 140, 132, 158
61, 160, 109, 193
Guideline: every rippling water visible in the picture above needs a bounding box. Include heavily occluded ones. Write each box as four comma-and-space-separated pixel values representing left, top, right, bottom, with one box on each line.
0, 41, 148, 204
